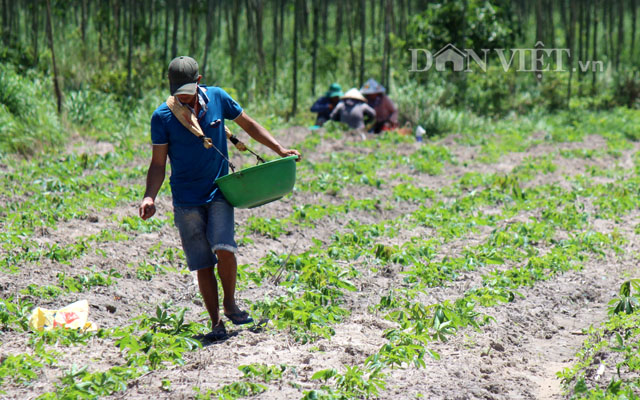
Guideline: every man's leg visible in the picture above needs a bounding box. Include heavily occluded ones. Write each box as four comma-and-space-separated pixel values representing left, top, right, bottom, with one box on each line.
196, 266, 223, 327
208, 199, 250, 323
216, 250, 242, 315
173, 205, 223, 329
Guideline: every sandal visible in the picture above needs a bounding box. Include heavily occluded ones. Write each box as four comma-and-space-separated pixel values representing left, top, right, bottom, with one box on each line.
224, 310, 254, 326
204, 321, 228, 341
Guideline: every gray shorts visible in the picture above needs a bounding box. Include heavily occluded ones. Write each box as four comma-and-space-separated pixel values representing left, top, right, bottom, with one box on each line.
173, 197, 237, 271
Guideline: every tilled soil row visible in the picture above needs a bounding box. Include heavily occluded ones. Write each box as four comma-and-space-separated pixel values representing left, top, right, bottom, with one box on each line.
1, 128, 637, 399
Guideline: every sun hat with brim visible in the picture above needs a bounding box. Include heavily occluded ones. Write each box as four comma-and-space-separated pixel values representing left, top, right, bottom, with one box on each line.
341, 88, 367, 102
169, 56, 199, 95
360, 78, 386, 95
326, 83, 343, 98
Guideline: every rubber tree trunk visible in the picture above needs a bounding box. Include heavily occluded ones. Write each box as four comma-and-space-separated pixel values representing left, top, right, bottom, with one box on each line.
631, 0, 637, 62
127, 0, 133, 92
45, 0, 63, 115
608, 0, 615, 67
359, 0, 366, 87
245, 0, 254, 43
370, 0, 375, 36
2, 0, 8, 46
602, 2, 609, 58
535, 0, 544, 43
163, 1, 169, 66
31, 0, 39, 64
381, 0, 391, 88
592, 0, 599, 94
311, 0, 318, 97
321, 0, 328, 41
291, 0, 299, 118
189, 1, 197, 55
279, 0, 284, 42
98, 1, 103, 55
81, 0, 87, 46
567, 0, 577, 105
301, 0, 308, 39
202, 0, 215, 79
253, 0, 265, 77
149, 0, 155, 48
182, 0, 188, 44
114, 0, 121, 56
559, 0, 567, 41
225, 1, 240, 72
346, 1, 357, 81
616, 0, 624, 68
585, 0, 591, 72
399, 0, 407, 40
171, 0, 179, 58
336, 1, 343, 44
546, 0, 555, 47
12, 0, 18, 46
271, 0, 278, 94
577, 0, 584, 85
217, 0, 222, 41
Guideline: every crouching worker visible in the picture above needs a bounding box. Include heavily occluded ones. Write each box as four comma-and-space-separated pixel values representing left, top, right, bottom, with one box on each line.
139, 56, 301, 340
360, 78, 398, 134
329, 88, 376, 131
310, 83, 343, 127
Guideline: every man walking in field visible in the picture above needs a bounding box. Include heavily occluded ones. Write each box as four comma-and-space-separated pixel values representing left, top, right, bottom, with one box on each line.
139, 56, 300, 340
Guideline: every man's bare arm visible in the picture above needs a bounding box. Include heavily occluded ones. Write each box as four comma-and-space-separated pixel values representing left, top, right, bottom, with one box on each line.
139, 144, 168, 220
233, 111, 301, 160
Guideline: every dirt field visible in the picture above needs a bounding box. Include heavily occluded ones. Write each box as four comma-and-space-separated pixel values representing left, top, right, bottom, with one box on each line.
1, 124, 638, 400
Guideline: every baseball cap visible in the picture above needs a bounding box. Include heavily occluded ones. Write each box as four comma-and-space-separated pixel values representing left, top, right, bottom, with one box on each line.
168, 56, 199, 95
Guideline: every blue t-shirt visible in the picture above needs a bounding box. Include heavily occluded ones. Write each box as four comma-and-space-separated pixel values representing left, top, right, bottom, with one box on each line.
150, 86, 243, 206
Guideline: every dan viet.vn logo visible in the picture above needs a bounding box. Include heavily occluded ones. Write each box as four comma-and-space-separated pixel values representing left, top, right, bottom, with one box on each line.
409, 42, 604, 77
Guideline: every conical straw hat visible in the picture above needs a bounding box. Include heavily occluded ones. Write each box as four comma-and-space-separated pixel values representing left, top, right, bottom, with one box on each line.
360, 78, 386, 94
341, 88, 367, 102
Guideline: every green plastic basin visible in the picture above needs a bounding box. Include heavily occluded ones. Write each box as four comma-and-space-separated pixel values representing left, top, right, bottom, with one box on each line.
215, 155, 298, 209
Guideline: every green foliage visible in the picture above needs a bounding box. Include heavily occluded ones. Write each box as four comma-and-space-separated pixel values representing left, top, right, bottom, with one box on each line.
120, 215, 166, 233
464, 67, 516, 115
308, 364, 386, 400
248, 251, 357, 343
0, 296, 33, 332
539, 74, 569, 111
20, 284, 64, 300
408, 144, 455, 174
56, 268, 120, 293
37, 364, 140, 399
30, 328, 96, 349
193, 381, 267, 400
0, 64, 64, 154
65, 89, 136, 135
0, 352, 57, 386
135, 304, 202, 336
558, 311, 640, 398
511, 155, 557, 180
192, 364, 286, 399
134, 260, 172, 281
609, 280, 640, 316
239, 364, 287, 383
613, 70, 640, 109
31, 305, 206, 399
245, 216, 290, 239
406, 0, 514, 51
392, 183, 434, 202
